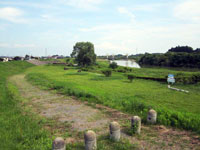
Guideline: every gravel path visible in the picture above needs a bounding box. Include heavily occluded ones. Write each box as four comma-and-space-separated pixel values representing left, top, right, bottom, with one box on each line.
26, 59, 57, 65
10, 74, 109, 132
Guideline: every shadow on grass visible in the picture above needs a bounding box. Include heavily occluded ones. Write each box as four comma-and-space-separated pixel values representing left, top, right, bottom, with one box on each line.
64, 72, 88, 76
90, 76, 122, 81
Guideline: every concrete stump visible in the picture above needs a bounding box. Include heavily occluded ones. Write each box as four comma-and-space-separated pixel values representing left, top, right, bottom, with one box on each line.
131, 116, 141, 134
147, 109, 157, 124
52, 137, 66, 150
84, 130, 97, 150
109, 121, 120, 141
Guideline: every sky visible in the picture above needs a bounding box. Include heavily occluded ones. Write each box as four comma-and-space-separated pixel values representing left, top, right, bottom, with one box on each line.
0, 0, 200, 56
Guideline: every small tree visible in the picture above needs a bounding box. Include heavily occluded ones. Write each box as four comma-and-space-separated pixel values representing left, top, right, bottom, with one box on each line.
128, 74, 135, 82
71, 42, 96, 66
102, 69, 112, 77
109, 62, 118, 69
66, 58, 70, 64
14, 56, 22, 61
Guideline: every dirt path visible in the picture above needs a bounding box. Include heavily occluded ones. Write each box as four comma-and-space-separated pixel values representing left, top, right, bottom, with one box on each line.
9, 74, 200, 150
26, 59, 58, 65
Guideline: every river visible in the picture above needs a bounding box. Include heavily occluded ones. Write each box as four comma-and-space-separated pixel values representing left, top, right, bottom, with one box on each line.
110, 60, 141, 68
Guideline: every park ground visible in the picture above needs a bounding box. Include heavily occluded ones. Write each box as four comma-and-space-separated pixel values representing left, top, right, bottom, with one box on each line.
0, 60, 200, 149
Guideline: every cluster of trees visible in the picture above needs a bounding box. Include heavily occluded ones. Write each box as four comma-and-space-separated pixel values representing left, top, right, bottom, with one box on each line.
168, 46, 200, 53
97, 54, 143, 60
139, 46, 200, 68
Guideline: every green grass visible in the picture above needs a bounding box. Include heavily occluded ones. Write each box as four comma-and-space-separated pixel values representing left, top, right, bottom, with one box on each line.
25, 63, 200, 134
0, 61, 52, 150
66, 135, 137, 150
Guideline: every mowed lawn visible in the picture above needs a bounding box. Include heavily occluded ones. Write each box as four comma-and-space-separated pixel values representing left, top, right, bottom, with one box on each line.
26, 65, 200, 115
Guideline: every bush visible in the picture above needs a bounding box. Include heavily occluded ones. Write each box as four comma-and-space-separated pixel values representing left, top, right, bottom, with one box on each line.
127, 74, 135, 82
66, 58, 70, 64
175, 73, 200, 84
102, 69, 112, 77
117, 69, 126, 73
81, 68, 88, 71
109, 62, 118, 69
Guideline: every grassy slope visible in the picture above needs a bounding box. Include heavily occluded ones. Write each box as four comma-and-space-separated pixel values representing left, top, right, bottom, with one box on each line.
26, 63, 200, 133
0, 61, 51, 150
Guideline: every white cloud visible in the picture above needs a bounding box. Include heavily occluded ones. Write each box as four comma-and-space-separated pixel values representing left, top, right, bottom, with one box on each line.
117, 7, 135, 23
60, 0, 103, 10
174, 0, 200, 22
40, 14, 62, 23
132, 3, 164, 12
0, 1, 55, 10
0, 43, 10, 48
79, 24, 126, 32
79, 21, 200, 55
0, 43, 36, 48
14, 44, 36, 48
0, 7, 27, 23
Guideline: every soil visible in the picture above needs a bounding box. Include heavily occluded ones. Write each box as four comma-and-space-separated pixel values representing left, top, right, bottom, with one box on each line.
26, 59, 57, 65
9, 72, 200, 150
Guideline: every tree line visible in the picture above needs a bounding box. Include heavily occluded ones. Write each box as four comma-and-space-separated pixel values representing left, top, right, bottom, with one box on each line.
139, 46, 200, 68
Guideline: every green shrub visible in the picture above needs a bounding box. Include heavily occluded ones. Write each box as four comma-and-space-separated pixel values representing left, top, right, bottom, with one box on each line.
66, 58, 70, 63
127, 74, 135, 82
81, 68, 89, 71
102, 69, 112, 77
175, 73, 200, 84
109, 62, 118, 69
117, 69, 126, 73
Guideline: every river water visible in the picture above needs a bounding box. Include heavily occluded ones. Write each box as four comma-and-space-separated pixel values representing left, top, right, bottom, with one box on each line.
110, 60, 141, 68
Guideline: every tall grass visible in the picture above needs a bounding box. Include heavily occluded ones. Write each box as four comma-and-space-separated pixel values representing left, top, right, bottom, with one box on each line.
0, 61, 52, 150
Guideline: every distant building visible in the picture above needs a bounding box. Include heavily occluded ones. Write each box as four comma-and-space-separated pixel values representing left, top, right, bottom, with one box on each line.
57, 55, 65, 59
0, 57, 12, 62
14, 56, 24, 61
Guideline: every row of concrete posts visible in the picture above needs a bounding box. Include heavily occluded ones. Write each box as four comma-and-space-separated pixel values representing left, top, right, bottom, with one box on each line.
52, 109, 157, 150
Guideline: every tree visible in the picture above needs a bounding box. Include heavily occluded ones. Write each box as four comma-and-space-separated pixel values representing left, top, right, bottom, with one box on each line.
109, 62, 118, 69
71, 42, 96, 66
14, 56, 22, 61
102, 69, 112, 77
168, 46, 193, 53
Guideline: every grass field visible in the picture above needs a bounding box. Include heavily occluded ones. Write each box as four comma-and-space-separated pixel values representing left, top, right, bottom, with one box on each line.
0, 61, 138, 149
25, 61, 200, 134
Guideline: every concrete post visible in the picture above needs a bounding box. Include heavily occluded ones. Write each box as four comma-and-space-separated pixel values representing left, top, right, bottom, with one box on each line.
109, 121, 120, 141
52, 137, 66, 150
131, 116, 141, 134
147, 109, 157, 124
84, 130, 97, 150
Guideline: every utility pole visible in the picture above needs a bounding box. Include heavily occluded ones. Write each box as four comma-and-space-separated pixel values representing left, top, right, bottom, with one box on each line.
45, 48, 47, 57
126, 53, 128, 60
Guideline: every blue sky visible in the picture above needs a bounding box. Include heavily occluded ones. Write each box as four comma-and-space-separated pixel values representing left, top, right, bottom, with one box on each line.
0, 0, 200, 56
